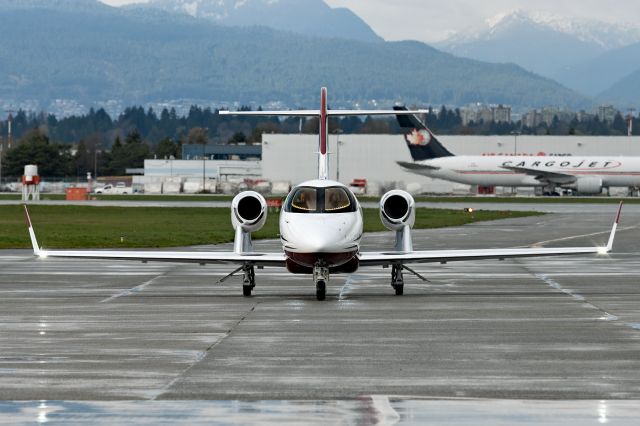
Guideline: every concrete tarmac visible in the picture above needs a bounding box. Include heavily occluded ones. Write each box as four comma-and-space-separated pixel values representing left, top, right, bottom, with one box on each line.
1, 210, 640, 422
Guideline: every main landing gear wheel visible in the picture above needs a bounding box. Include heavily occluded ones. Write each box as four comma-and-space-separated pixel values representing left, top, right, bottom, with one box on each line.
391, 264, 404, 296
316, 280, 326, 301
242, 265, 256, 297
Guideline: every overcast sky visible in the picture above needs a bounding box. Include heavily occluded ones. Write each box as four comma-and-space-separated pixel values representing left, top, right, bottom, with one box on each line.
101, 0, 640, 43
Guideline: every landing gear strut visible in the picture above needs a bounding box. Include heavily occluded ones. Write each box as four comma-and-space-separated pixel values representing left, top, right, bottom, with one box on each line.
242, 265, 255, 297
313, 262, 329, 301
391, 264, 404, 296
391, 264, 430, 295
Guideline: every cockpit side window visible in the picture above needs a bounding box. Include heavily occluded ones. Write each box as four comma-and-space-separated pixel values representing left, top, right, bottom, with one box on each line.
324, 187, 352, 212
289, 187, 317, 213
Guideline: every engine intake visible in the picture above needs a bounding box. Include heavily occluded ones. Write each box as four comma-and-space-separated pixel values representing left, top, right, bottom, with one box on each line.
231, 191, 267, 232
380, 190, 415, 231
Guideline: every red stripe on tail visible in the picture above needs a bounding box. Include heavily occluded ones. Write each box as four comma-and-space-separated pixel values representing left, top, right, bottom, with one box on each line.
319, 87, 327, 155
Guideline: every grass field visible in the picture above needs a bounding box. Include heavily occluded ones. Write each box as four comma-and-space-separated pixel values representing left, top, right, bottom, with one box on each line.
0, 205, 541, 249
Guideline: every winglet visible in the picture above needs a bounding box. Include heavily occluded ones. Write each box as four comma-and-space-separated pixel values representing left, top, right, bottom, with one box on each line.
605, 201, 623, 252
23, 204, 40, 256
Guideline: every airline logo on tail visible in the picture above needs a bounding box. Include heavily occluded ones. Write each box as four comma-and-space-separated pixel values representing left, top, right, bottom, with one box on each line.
404, 128, 432, 146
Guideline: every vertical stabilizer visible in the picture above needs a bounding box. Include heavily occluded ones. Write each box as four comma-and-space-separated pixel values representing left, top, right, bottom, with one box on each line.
318, 87, 329, 180
394, 106, 455, 160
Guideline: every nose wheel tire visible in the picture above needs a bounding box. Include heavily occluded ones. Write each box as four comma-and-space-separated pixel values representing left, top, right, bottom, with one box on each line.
393, 284, 404, 296
243, 285, 253, 297
316, 280, 326, 301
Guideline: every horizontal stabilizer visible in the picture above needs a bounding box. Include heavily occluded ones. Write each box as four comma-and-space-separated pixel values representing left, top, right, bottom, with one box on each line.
397, 161, 440, 171
219, 109, 428, 117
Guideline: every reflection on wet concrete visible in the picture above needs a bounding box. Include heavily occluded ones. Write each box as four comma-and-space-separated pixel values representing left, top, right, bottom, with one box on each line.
1, 399, 639, 425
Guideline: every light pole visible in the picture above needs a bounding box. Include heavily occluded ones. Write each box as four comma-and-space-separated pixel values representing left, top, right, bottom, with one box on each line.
202, 128, 209, 193
510, 130, 521, 155
333, 129, 343, 182
509, 130, 521, 194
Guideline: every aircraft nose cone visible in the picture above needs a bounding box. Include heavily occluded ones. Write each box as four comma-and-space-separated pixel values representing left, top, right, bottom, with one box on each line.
293, 225, 334, 252
283, 215, 354, 253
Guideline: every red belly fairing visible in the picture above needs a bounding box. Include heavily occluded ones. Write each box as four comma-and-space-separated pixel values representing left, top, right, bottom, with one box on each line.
285, 250, 358, 269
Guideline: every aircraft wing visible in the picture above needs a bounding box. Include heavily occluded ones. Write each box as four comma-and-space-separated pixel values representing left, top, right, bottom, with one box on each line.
23, 205, 286, 267
500, 165, 576, 184
359, 201, 621, 267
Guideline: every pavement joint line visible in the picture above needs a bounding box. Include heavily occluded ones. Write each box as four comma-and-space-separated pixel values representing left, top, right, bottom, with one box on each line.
531, 224, 640, 247
150, 303, 258, 401
533, 273, 621, 323
99, 265, 181, 303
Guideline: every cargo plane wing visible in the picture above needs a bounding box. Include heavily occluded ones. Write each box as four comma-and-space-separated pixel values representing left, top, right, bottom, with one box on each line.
24, 88, 622, 300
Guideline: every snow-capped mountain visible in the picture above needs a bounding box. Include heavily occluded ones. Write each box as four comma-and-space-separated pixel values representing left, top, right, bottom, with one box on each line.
137, 0, 382, 42
438, 11, 640, 96
447, 10, 640, 50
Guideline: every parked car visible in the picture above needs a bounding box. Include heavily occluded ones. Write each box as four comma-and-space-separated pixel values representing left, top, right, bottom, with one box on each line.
94, 182, 132, 194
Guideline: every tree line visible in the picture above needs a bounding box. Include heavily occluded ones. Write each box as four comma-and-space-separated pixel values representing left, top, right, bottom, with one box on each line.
0, 105, 637, 179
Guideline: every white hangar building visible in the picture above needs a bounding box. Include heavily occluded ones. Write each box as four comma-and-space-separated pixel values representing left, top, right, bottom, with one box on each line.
261, 134, 640, 194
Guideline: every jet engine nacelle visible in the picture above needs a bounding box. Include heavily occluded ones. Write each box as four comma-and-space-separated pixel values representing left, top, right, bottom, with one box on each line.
231, 191, 267, 232
379, 190, 416, 231
575, 177, 603, 195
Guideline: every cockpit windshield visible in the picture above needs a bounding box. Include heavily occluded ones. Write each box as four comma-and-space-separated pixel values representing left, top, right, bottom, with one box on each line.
286, 186, 355, 214
291, 187, 317, 212
324, 187, 351, 211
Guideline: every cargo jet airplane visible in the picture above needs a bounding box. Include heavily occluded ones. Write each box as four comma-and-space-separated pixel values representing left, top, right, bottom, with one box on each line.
394, 107, 640, 195
24, 88, 622, 300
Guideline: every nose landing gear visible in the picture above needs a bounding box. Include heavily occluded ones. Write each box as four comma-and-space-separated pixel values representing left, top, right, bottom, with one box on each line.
313, 262, 329, 301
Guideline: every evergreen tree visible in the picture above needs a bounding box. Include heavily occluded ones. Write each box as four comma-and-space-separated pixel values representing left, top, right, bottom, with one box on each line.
3, 129, 72, 178
155, 138, 181, 159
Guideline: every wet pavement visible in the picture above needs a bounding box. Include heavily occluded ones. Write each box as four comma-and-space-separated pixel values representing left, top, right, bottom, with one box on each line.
1, 210, 640, 422
1, 399, 639, 425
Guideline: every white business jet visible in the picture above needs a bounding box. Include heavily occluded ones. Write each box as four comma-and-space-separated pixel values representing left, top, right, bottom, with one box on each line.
24, 88, 622, 300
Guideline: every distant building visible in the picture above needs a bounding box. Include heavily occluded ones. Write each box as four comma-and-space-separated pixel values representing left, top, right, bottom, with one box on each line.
493, 105, 511, 123
460, 103, 511, 125
598, 104, 618, 123
577, 110, 595, 122
523, 107, 574, 127
523, 110, 543, 127
182, 143, 262, 160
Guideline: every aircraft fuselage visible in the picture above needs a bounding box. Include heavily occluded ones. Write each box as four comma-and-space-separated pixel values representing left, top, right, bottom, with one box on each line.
279, 179, 363, 273
408, 156, 640, 187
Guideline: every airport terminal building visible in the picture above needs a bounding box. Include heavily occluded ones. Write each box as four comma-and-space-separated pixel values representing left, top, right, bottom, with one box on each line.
142, 134, 640, 195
